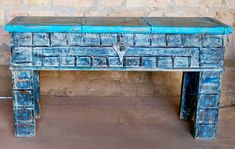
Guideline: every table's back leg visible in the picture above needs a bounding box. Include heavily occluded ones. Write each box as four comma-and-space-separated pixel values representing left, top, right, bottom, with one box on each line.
179, 72, 199, 120
12, 70, 37, 137
33, 71, 40, 118
194, 71, 221, 139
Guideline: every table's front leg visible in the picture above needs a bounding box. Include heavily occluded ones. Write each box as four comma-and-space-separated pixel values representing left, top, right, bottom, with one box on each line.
180, 71, 222, 139
12, 70, 40, 137
194, 71, 221, 139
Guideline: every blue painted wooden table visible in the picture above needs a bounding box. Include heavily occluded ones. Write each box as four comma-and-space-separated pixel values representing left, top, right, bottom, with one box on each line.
4, 17, 232, 139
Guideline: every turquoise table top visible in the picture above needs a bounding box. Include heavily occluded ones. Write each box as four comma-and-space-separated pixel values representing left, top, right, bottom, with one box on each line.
4, 16, 233, 34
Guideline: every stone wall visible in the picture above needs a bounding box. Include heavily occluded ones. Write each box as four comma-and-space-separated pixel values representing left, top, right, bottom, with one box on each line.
0, 0, 235, 107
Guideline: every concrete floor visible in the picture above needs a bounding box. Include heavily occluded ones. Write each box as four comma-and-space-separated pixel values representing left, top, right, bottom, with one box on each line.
0, 96, 235, 149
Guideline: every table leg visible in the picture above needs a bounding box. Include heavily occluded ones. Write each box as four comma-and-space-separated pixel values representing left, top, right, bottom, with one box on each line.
194, 71, 221, 139
180, 71, 221, 139
12, 70, 39, 137
179, 72, 199, 120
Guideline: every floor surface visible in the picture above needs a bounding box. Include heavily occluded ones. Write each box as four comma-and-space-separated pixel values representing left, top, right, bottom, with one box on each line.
0, 96, 235, 149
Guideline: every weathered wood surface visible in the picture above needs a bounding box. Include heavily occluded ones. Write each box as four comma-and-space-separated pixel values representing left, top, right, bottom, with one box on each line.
5, 17, 233, 140
12, 70, 39, 137
5, 17, 232, 34
10, 33, 224, 71
180, 71, 222, 139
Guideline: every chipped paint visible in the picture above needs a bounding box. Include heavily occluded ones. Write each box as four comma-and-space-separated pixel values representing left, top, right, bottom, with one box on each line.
5, 17, 233, 139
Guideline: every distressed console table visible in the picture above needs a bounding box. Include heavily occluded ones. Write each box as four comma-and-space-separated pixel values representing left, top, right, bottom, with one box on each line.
4, 17, 232, 139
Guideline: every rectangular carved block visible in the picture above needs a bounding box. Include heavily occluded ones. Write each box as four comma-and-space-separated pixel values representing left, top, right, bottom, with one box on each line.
12, 47, 32, 65
109, 57, 122, 67
84, 33, 100, 46
33, 33, 50, 46
200, 71, 221, 84
92, 57, 107, 67
13, 91, 33, 107
42, 47, 61, 57
51, 33, 67, 46
195, 124, 217, 139
197, 109, 219, 124
151, 34, 166, 47
119, 34, 133, 45
101, 34, 117, 46
184, 35, 200, 47
74, 47, 116, 56
14, 108, 34, 121
198, 95, 219, 108
12, 70, 33, 89
199, 71, 221, 94
15, 122, 35, 137
68, 33, 83, 46
14, 80, 32, 89
199, 83, 221, 94
142, 57, 156, 67
43, 57, 59, 66
174, 57, 189, 68
14, 71, 32, 80
77, 57, 91, 67
134, 34, 151, 46
200, 48, 224, 67
60, 57, 75, 66
167, 35, 182, 47
125, 57, 140, 67
158, 57, 173, 68
202, 35, 223, 48
33, 57, 42, 66
12, 33, 32, 47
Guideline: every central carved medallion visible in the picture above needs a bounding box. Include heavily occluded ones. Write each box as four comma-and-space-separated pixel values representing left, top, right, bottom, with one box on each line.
112, 41, 129, 64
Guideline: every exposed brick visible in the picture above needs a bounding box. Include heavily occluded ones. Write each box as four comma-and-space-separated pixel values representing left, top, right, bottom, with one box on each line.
125, 57, 140, 67
51, 33, 67, 46
92, 57, 107, 67
167, 35, 183, 47
13, 91, 33, 106
127, 0, 170, 8
175, 0, 222, 8
33, 33, 50, 46
28, 11, 55, 16
23, 0, 51, 5
53, 0, 94, 7
5, 9, 29, 23
226, 0, 235, 9
108, 8, 147, 17
14, 108, 34, 121
101, 0, 124, 7
215, 10, 234, 25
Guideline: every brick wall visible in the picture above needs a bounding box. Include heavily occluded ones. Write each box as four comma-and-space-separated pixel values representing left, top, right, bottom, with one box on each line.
0, 0, 235, 107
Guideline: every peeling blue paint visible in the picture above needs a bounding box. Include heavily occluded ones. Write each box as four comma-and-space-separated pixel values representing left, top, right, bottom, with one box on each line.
4, 17, 233, 34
